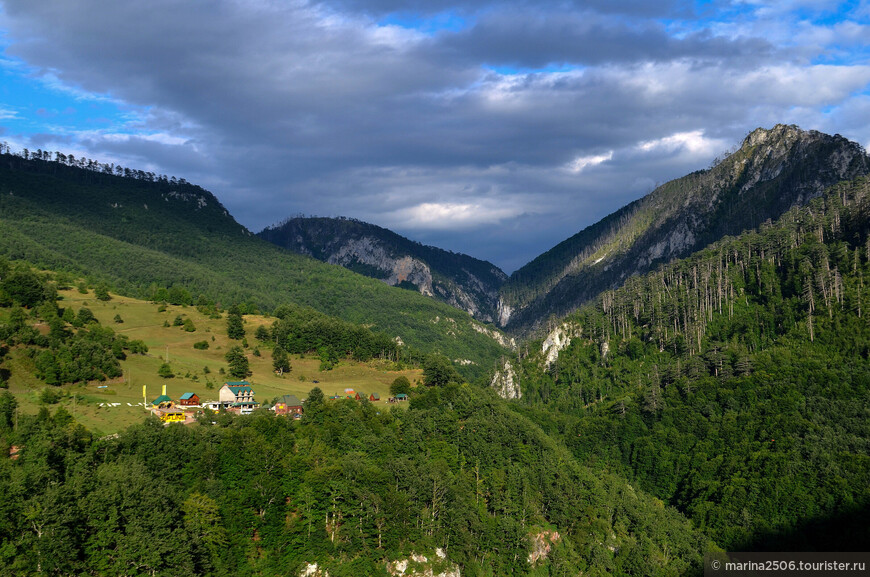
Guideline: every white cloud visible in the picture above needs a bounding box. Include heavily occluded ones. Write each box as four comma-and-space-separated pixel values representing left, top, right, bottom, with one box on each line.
567, 151, 613, 173
100, 132, 189, 146
735, 64, 870, 105
637, 130, 728, 157
385, 201, 523, 229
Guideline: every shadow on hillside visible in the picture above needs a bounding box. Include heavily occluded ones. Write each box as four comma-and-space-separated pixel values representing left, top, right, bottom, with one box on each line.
736, 503, 870, 552
681, 504, 870, 577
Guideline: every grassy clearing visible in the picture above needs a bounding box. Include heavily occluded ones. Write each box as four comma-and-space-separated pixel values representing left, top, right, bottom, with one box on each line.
6, 288, 422, 434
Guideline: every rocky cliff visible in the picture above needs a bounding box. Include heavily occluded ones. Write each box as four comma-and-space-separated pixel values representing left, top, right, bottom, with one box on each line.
258, 217, 507, 323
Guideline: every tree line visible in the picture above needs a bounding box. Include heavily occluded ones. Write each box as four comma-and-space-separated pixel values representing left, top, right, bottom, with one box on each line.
0, 143, 190, 187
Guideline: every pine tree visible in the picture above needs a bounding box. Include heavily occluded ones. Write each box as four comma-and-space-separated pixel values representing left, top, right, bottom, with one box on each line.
225, 346, 250, 379
227, 312, 244, 340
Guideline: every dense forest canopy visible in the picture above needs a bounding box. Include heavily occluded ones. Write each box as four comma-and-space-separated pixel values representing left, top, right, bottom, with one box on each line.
510, 177, 870, 551
0, 385, 712, 576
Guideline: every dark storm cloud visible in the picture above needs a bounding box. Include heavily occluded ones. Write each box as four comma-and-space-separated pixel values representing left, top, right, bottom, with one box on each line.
439, 11, 773, 68
319, 0, 685, 18
1, 0, 869, 272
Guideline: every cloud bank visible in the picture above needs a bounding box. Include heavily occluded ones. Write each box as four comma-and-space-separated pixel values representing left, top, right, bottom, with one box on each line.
1, 0, 869, 272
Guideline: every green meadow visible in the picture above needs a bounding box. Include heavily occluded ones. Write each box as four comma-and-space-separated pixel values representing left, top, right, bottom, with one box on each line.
6, 287, 422, 434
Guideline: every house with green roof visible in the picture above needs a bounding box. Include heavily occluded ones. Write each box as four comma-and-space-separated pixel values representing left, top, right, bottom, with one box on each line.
273, 394, 303, 417
219, 381, 258, 413
151, 394, 173, 408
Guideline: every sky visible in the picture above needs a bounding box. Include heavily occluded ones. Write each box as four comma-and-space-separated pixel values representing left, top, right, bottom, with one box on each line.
2, 1, 870, 273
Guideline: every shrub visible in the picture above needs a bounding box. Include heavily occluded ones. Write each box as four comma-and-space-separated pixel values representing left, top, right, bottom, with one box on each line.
39, 387, 62, 404
95, 285, 111, 301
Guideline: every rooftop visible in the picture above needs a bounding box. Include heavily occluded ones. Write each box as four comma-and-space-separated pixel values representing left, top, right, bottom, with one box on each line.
278, 394, 303, 406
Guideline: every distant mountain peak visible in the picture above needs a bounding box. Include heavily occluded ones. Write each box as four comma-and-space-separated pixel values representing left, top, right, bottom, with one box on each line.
258, 216, 508, 323
500, 125, 870, 334
743, 123, 802, 146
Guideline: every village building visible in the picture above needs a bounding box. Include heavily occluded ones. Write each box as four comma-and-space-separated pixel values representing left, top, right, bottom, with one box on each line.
179, 392, 200, 406
155, 407, 185, 423
369, 393, 380, 402
219, 381, 259, 413
151, 394, 173, 408
273, 394, 304, 417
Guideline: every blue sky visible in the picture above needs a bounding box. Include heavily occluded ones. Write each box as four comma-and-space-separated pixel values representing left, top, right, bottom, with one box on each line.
2, 0, 870, 272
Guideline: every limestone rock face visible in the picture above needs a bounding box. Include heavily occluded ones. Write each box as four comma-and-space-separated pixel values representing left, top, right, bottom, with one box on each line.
302, 551, 460, 577
542, 323, 580, 369
299, 563, 328, 577
386, 551, 461, 577
497, 298, 513, 326
528, 531, 561, 566
258, 217, 507, 323
490, 358, 521, 399
471, 321, 516, 349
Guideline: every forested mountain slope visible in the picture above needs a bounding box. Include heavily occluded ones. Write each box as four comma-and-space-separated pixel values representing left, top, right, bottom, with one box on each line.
499, 125, 870, 335
259, 217, 507, 323
0, 384, 714, 576
0, 152, 508, 378
503, 176, 870, 551
0, 256, 713, 575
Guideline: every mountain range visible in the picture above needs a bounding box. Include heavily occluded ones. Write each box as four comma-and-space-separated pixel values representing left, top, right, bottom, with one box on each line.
254, 125, 870, 340
1, 124, 869, 572
500, 168, 870, 553
0, 153, 509, 379
258, 216, 507, 323
2, 125, 865, 365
